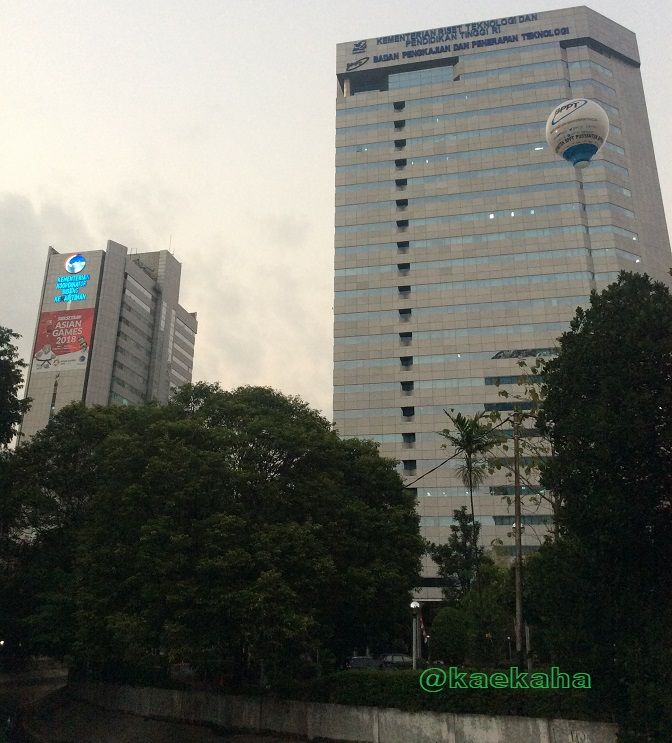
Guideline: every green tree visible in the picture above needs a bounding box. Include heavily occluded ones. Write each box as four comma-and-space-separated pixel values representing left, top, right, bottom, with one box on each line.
440, 411, 501, 534
460, 561, 513, 666
0, 326, 30, 448
536, 272, 672, 740
429, 606, 468, 664
1, 403, 133, 660
11, 385, 424, 687
428, 506, 488, 603
487, 360, 562, 542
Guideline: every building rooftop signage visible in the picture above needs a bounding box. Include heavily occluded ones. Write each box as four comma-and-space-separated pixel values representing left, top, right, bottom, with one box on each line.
54, 254, 91, 303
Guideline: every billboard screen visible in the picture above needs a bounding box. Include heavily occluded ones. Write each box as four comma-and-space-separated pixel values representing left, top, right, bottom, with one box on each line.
31, 308, 95, 373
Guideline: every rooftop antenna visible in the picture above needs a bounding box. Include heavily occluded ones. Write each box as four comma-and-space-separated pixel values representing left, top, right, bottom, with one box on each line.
169, 234, 173, 254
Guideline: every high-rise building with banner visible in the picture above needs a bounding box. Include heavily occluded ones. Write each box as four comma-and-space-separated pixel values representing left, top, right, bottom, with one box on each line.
334, 7, 671, 596
20, 241, 197, 439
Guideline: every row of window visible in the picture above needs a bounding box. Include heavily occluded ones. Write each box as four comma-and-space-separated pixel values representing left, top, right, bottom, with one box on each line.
170, 367, 190, 385
118, 315, 153, 345
336, 224, 638, 257
336, 270, 619, 300
389, 65, 454, 89
349, 428, 541, 446
171, 352, 192, 374
409, 486, 500, 497
111, 375, 146, 399
336, 377, 482, 393
337, 140, 625, 175
334, 347, 555, 370
342, 79, 579, 131
338, 96, 566, 136
109, 391, 131, 406
571, 77, 617, 98
398, 484, 543, 498
338, 120, 545, 155
568, 58, 613, 78
335, 294, 588, 323
336, 180, 630, 215
338, 400, 535, 420
125, 274, 154, 303
175, 316, 196, 340
124, 288, 153, 315
114, 344, 150, 370
337, 88, 618, 137
338, 140, 549, 175
459, 58, 613, 83
113, 359, 148, 385
335, 246, 640, 279
340, 77, 567, 121
335, 320, 567, 346
336, 158, 628, 193
121, 300, 154, 328
402, 458, 544, 473
116, 329, 152, 356
461, 59, 564, 83
335, 373, 537, 394
338, 403, 487, 419
336, 201, 633, 235
337, 120, 623, 155
419, 515, 551, 527
350, 75, 617, 125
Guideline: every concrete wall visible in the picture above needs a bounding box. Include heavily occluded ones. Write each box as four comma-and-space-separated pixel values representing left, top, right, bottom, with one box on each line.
68, 683, 617, 743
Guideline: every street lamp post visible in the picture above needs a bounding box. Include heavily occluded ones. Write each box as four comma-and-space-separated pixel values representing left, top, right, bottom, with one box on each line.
410, 601, 421, 670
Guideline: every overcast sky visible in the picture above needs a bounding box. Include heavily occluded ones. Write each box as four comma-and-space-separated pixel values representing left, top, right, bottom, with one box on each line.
2, 0, 671, 419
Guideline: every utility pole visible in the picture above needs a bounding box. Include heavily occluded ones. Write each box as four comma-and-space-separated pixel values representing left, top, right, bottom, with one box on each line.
513, 409, 526, 670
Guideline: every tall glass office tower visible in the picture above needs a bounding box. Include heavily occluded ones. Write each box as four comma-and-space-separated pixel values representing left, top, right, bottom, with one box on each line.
333, 7, 671, 596
20, 241, 197, 440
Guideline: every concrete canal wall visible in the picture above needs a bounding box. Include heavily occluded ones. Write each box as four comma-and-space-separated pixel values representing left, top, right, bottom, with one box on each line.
68, 682, 618, 743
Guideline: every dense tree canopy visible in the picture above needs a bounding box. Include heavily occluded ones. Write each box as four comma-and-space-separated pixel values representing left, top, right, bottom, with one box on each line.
0, 326, 29, 448
4, 384, 424, 685
533, 272, 672, 739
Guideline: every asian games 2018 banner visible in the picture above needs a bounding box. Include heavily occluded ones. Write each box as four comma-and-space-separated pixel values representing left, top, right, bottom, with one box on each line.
32, 308, 94, 373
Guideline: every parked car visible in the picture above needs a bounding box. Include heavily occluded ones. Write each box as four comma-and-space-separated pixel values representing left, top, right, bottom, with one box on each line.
379, 653, 426, 669
344, 655, 381, 670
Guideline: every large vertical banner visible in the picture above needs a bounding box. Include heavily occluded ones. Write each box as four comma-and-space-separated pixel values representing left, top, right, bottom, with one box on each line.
31, 308, 95, 373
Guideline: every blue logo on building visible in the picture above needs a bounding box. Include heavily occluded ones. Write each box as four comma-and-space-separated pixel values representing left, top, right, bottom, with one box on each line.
65, 254, 87, 274
352, 40, 367, 54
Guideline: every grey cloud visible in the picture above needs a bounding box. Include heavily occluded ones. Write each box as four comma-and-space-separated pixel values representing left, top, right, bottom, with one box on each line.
0, 193, 95, 371
181, 214, 332, 416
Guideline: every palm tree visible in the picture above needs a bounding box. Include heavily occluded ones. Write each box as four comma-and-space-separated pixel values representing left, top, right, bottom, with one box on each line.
439, 411, 502, 544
